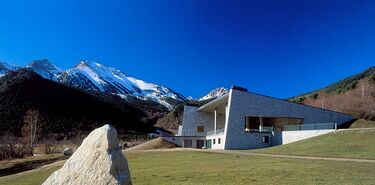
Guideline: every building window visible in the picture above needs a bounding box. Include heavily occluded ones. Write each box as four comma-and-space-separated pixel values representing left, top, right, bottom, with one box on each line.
218, 138, 221, 144
213, 139, 216, 144
245, 116, 260, 132
197, 126, 204, 132
262, 136, 270, 144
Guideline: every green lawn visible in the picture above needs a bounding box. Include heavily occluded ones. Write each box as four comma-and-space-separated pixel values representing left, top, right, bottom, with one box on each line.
1, 150, 375, 185
250, 129, 375, 159
0, 165, 60, 185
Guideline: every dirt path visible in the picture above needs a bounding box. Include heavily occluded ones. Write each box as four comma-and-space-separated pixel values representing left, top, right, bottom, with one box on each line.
126, 148, 375, 163
0, 160, 65, 180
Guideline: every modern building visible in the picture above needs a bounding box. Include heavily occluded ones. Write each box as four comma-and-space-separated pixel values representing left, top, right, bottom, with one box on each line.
163, 86, 354, 150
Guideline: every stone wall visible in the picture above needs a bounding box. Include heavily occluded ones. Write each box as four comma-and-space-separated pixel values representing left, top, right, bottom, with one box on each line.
279, 129, 335, 145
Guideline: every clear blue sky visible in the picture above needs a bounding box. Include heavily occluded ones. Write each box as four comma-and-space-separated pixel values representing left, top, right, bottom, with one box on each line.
0, 0, 374, 98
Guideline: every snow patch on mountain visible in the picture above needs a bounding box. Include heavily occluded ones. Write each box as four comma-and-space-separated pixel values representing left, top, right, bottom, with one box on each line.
199, 87, 229, 101
0, 62, 20, 77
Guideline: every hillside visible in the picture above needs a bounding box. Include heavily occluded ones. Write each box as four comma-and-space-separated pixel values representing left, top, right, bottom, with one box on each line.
0, 69, 159, 137
252, 128, 375, 159
289, 66, 375, 120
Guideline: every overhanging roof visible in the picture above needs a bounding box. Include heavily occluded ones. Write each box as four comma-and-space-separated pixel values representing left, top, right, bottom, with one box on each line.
197, 94, 229, 113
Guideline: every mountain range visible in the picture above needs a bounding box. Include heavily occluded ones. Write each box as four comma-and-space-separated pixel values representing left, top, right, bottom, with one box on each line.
0, 60, 187, 110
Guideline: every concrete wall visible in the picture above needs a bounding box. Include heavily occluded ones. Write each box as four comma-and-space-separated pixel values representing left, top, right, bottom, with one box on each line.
224, 89, 353, 150
180, 106, 215, 136
280, 129, 335, 145
206, 134, 225, 149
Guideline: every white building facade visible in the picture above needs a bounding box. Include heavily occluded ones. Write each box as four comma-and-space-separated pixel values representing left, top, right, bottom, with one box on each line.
163, 86, 354, 150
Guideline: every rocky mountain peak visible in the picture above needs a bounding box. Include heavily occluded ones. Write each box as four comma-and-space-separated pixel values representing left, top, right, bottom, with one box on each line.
199, 87, 229, 101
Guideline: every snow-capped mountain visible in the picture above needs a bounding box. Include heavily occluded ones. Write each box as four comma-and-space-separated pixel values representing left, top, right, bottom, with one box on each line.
0, 62, 20, 77
0, 60, 186, 109
59, 61, 143, 95
27, 59, 61, 81
199, 87, 229, 101
58, 61, 186, 109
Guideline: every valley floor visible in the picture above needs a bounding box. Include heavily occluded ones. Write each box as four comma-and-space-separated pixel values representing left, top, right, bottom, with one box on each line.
1, 149, 375, 185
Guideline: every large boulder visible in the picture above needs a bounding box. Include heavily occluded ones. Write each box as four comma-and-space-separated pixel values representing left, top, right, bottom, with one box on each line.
43, 124, 132, 185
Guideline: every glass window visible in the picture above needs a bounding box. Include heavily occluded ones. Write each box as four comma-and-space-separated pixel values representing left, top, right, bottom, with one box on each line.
197, 126, 204, 132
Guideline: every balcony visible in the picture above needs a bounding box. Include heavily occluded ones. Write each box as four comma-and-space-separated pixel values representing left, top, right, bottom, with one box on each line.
245, 126, 274, 133
206, 128, 225, 136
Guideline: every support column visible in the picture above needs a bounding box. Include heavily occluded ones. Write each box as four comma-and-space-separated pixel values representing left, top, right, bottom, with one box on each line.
214, 109, 217, 132
259, 117, 263, 131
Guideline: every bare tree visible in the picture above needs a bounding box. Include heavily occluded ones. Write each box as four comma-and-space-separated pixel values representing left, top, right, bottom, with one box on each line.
22, 109, 42, 156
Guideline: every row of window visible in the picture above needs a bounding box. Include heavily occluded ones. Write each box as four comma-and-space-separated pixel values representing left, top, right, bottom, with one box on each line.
212, 138, 221, 145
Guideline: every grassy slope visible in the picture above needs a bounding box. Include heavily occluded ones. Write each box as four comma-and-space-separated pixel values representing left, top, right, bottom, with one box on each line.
125, 138, 177, 151
1, 151, 375, 185
251, 129, 375, 159
349, 119, 375, 128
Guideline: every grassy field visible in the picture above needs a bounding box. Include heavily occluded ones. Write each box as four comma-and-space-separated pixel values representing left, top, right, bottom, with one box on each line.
0, 165, 61, 185
251, 129, 375, 159
1, 150, 375, 185
349, 119, 375, 128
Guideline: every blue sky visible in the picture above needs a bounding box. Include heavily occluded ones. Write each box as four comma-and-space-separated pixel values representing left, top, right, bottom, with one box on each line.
0, 0, 374, 98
